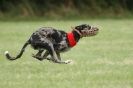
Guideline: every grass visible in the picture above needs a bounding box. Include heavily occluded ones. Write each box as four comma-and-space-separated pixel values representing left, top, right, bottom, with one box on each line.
0, 19, 133, 88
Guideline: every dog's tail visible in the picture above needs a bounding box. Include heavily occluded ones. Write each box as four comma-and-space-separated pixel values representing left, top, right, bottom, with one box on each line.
4, 41, 30, 60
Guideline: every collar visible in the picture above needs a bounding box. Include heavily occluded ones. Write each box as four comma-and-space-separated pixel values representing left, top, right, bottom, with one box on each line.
67, 32, 77, 47
71, 27, 83, 38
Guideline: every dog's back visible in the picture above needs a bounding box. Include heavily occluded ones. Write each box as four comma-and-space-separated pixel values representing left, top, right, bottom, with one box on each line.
29, 27, 68, 51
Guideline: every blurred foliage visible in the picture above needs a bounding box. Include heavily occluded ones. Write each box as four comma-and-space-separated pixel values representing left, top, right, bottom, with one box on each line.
0, 0, 133, 19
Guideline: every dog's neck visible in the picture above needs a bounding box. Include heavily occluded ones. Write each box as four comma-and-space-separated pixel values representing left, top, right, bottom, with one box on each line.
66, 31, 81, 47
72, 31, 81, 42
66, 30, 81, 47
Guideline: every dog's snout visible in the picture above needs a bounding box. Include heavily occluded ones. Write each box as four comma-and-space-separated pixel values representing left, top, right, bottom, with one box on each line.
91, 27, 99, 32
94, 27, 99, 31
96, 28, 99, 31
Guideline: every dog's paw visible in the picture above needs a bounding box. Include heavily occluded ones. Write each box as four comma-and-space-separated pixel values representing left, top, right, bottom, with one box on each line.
64, 60, 73, 64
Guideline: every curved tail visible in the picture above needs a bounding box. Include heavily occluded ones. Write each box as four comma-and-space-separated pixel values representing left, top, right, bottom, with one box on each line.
5, 41, 29, 60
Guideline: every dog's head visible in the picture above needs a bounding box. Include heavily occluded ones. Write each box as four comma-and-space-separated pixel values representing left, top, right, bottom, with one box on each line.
74, 24, 99, 37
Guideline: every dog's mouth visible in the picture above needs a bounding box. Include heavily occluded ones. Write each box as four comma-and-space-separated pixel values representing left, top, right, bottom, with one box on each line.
81, 27, 99, 37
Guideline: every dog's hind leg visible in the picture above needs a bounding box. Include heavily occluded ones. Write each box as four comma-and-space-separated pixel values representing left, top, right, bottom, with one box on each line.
42, 50, 49, 60
36, 50, 44, 56
32, 50, 44, 60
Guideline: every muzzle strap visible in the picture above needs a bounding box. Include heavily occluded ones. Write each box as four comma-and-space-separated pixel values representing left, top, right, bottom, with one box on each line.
72, 28, 83, 38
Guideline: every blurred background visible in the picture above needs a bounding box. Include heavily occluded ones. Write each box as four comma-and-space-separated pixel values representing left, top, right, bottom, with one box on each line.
0, 0, 133, 20
0, 1, 133, 88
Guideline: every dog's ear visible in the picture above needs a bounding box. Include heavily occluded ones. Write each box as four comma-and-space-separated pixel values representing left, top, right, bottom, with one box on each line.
75, 25, 82, 30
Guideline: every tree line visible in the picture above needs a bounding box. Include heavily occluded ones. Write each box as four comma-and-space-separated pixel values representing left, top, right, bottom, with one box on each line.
0, 0, 133, 18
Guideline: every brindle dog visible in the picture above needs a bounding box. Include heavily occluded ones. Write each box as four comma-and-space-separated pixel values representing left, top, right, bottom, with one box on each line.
5, 24, 99, 64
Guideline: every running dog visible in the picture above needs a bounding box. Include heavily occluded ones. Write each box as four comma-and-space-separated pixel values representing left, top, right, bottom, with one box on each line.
5, 24, 99, 64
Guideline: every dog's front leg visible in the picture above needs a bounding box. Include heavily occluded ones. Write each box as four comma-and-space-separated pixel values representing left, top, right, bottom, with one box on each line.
56, 52, 72, 64
49, 44, 71, 64
43, 51, 50, 60
56, 52, 61, 61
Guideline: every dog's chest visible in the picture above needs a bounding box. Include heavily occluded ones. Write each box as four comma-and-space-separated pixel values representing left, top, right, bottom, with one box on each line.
54, 34, 71, 52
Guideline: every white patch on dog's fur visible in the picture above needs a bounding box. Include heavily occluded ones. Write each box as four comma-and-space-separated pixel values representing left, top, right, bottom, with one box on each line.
4, 51, 9, 55
65, 60, 75, 64
69, 60, 75, 65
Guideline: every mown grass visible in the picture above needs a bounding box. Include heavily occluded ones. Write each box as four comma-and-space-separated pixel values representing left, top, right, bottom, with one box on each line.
0, 19, 133, 88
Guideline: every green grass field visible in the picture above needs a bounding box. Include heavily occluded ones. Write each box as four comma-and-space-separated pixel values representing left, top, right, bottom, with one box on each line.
0, 19, 133, 88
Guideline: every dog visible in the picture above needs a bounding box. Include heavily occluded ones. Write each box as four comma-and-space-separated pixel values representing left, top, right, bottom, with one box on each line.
5, 24, 99, 64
